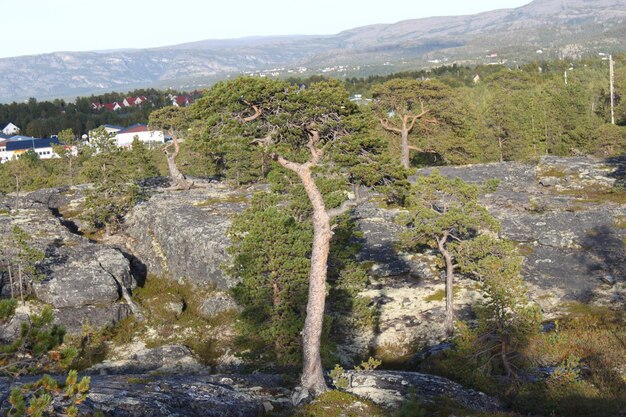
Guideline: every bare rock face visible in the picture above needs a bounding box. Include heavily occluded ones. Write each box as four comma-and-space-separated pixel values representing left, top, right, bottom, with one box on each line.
0, 374, 290, 417
0, 189, 136, 334
343, 370, 503, 412
337, 156, 625, 361
419, 156, 625, 315
88, 344, 205, 375
198, 292, 241, 319
123, 184, 250, 289
33, 247, 130, 309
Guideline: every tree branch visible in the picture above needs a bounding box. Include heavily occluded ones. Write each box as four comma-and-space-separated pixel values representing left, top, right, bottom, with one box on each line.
241, 99, 262, 122
327, 186, 364, 218
407, 145, 438, 153
162, 141, 174, 156
250, 128, 276, 147
407, 101, 430, 132
273, 153, 305, 174
380, 118, 402, 134
305, 129, 323, 166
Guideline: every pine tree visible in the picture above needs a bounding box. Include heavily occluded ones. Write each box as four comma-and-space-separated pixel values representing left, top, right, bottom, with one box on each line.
148, 106, 194, 189
194, 76, 405, 397
399, 171, 499, 335
81, 127, 144, 235
454, 235, 541, 377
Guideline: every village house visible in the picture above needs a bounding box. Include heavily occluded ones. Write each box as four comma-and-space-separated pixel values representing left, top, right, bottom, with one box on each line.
123, 96, 148, 107
92, 96, 149, 111
102, 124, 124, 135
0, 122, 20, 136
102, 102, 124, 111
168, 94, 194, 107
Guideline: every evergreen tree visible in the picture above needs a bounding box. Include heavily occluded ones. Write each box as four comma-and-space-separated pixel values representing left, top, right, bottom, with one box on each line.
148, 106, 193, 189
52, 128, 79, 186
399, 171, 499, 335
371, 79, 445, 168
81, 127, 144, 235
194, 76, 405, 397
454, 235, 542, 377
9, 226, 44, 304
229, 193, 312, 366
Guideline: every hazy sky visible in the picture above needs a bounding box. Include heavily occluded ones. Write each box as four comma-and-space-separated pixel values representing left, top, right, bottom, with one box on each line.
1, 0, 531, 59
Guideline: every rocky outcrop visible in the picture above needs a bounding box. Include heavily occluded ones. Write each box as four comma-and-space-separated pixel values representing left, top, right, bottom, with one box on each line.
0, 369, 501, 416
2, 157, 622, 366
88, 344, 204, 375
336, 156, 625, 362
123, 184, 251, 289
0, 373, 290, 417
198, 292, 241, 319
419, 156, 625, 315
0, 189, 137, 334
343, 370, 503, 412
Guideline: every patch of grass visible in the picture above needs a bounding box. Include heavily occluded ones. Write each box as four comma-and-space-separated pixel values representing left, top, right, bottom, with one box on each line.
559, 186, 626, 205
538, 167, 569, 179
81, 228, 105, 242
61, 188, 77, 196
293, 390, 387, 417
520, 303, 625, 417
422, 301, 626, 417
422, 397, 522, 417
194, 194, 248, 207
359, 261, 377, 271
58, 205, 83, 220
425, 289, 446, 302
565, 204, 590, 212
515, 243, 535, 256
128, 275, 236, 366
126, 376, 154, 384
373, 341, 423, 367
424, 287, 461, 303
614, 215, 626, 229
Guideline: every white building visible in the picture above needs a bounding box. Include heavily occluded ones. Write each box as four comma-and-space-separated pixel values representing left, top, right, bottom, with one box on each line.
113, 124, 165, 148
0, 136, 60, 163
0, 122, 20, 136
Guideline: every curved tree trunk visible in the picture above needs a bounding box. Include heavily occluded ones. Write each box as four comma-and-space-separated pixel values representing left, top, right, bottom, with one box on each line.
275, 157, 331, 397
164, 136, 192, 190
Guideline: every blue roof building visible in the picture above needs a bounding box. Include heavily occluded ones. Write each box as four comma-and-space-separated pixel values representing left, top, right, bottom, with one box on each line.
6, 137, 59, 151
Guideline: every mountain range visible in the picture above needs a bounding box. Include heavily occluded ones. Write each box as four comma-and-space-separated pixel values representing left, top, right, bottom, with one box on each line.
1, 0, 625, 103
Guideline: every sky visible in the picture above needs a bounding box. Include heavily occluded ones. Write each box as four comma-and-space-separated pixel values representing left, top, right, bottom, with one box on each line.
0, 0, 531, 59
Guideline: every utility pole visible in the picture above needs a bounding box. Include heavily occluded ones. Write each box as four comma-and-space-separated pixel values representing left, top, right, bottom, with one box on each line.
609, 54, 615, 125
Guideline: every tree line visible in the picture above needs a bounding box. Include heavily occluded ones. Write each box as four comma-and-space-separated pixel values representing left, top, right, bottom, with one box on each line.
0, 88, 187, 139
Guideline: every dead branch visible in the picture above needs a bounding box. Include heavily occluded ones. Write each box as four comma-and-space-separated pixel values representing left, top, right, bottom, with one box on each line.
380, 118, 402, 134
241, 99, 262, 122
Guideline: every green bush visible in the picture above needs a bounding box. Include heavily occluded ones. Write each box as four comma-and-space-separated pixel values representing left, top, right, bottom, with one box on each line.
0, 299, 17, 321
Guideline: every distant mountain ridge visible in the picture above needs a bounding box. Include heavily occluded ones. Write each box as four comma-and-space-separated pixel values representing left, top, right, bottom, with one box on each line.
1, 0, 625, 102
